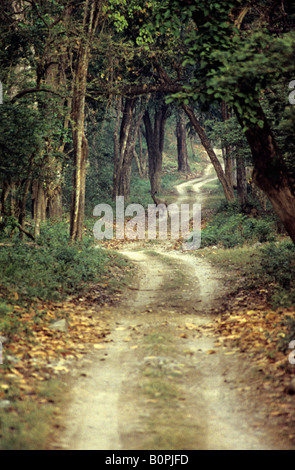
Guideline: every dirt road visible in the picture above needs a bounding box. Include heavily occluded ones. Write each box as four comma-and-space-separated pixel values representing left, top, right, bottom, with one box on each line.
53, 160, 293, 450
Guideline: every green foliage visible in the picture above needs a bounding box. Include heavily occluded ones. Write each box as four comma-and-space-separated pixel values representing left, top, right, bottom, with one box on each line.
0, 103, 43, 183
0, 222, 108, 302
0, 301, 11, 318
85, 110, 116, 211
130, 177, 152, 208
163, 0, 295, 130
196, 202, 276, 248
205, 114, 252, 165
258, 240, 295, 308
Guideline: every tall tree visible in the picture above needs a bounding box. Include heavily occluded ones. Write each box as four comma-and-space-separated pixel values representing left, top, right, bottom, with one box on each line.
143, 99, 170, 195
113, 96, 148, 200
221, 102, 234, 191
70, 0, 104, 241
182, 103, 235, 201
161, 0, 295, 242
176, 108, 190, 173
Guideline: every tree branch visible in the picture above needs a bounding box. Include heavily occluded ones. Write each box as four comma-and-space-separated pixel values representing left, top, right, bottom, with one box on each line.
1, 209, 35, 241
11, 87, 66, 103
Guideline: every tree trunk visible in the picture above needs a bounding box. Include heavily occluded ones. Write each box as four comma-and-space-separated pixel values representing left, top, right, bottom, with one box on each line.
222, 102, 234, 189
182, 103, 235, 201
32, 181, 47, 238
48, 186, 63, 219
113, 97, 135, 200
70, 130, 88, 241
118, 148, 133, 200
143, 102, 169, 195
113, 97, 148, 200
236, 154, 248, 205
10, 183, 16, 217
134, 129, 148, 178
70, 56, 89, 241
235, 104, 295, 243
0, 182, 10, 215
70, 0, 102, 242
113, 96, 123, 199
176, 109, 190, 173
19, 178, 31, 240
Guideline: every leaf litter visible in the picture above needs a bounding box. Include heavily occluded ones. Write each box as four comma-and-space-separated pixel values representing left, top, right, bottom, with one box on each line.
197, 286, 295, 442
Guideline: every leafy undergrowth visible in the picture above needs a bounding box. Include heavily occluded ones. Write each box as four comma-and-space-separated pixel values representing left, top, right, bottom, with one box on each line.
188, 195, 279, 249
0, 222, 135, 449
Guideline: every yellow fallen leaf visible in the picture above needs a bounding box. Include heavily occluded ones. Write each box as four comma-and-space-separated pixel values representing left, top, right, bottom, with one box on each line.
54, 366, 69, 373
93, 344, 105, 350
10, 368, 24, 377
185, 323, 199, 330
0, 384, 9, 391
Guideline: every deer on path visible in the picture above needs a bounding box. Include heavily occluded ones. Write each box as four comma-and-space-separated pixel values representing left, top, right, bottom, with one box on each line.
150, 191, 170, 218
150, 191, 168, 207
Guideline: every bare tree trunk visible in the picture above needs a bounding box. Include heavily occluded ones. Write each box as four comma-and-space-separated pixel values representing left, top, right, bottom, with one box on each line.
112, 97, 135, 200
133, 127, 148, 178
0, 182, 10, 215
70, 58, 89, 241
70, 0, 102, 241
33, 182, 47, 237
18, 178, 31, 240
10, 183, 16, 217
44, 48, 71, 221
236, 154, 248, 205
143, 102, 169, 195
134, 143, 148, 179
182, 103, 235, 202
176, 108, 190, 173
48, 185, 63, 219
113, 97, 148, 200
118, 147, 133, 199
222, 102, 234, 189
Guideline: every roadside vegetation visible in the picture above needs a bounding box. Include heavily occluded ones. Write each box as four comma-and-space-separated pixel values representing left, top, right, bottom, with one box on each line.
193, 178, 295, 435
192, 177, 295, 309
0, 0, 294, 449
0, 220, 134, 449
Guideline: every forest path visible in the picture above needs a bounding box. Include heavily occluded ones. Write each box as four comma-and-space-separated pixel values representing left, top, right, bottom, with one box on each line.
53, 158, 290, 450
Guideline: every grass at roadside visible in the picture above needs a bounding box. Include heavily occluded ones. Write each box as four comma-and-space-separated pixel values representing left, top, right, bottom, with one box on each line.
195, 239, 295, 444
0, 378, 66, 450
198, 239, 295, 310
